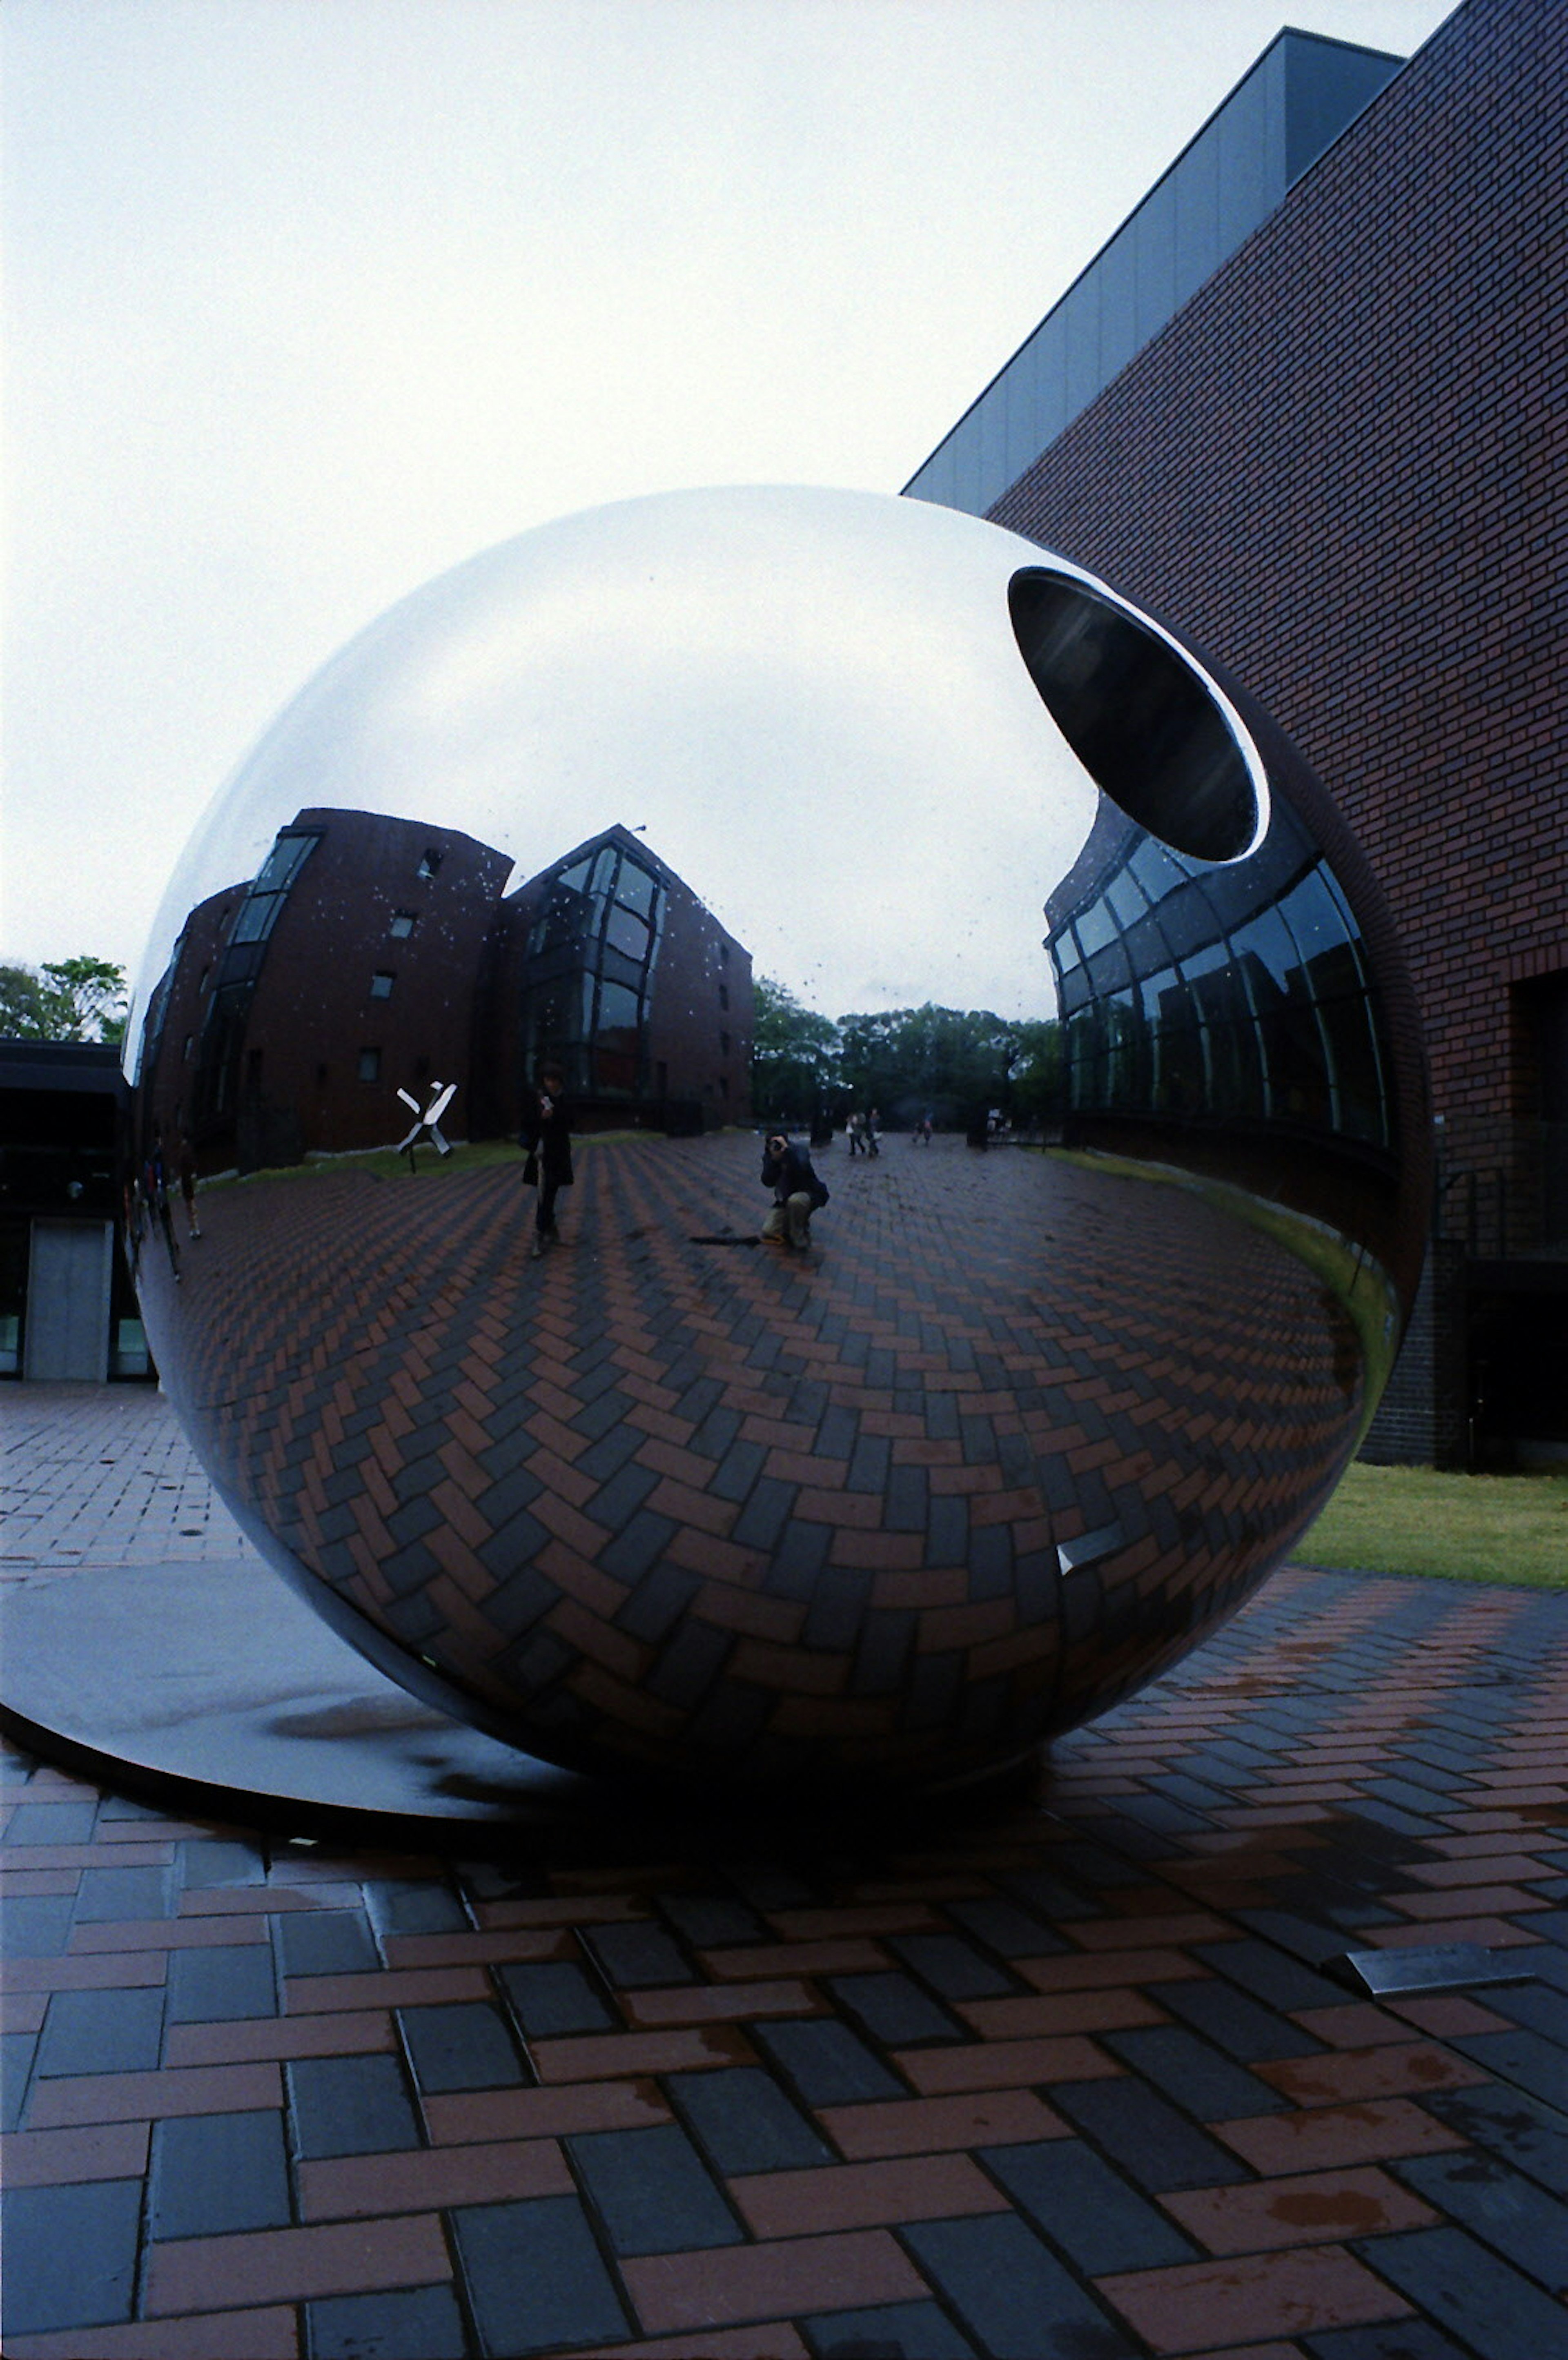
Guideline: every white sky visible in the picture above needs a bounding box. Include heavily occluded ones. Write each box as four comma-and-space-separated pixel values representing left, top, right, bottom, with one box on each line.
2, 0, 1454, 986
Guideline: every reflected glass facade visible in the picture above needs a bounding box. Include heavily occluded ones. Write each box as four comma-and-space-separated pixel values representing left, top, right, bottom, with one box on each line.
520, 836, 668, 1098
1048, 801, 1392, 1156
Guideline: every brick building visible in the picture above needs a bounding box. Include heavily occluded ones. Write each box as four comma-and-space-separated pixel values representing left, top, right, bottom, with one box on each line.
907, 0, 1565, 1465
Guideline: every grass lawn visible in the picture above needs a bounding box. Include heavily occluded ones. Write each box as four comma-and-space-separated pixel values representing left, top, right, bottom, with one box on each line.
1298, 1460, 1568, 1588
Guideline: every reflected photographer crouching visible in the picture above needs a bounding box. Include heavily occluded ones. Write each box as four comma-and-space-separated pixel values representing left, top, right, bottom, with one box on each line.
760, 1130, 829, 1254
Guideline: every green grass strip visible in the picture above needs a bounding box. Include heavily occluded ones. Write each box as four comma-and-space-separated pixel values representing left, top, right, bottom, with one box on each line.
1297, 1460, 1568, 1588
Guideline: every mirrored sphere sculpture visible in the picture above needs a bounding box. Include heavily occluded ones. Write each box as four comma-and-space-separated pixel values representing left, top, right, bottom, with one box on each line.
127, 488, 1429, 1791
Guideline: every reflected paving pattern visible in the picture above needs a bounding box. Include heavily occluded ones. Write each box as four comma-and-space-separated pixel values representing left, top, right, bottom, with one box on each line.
124, 489, 1429, 1786
136, 1133, 1365, 1790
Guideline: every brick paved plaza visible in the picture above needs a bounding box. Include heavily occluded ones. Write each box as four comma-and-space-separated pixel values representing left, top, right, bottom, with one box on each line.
3, 1373, 1566, 2357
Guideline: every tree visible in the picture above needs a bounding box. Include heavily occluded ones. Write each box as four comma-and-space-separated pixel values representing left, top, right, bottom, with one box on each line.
0, 957, 128, 1043
750, 975, 841, 1125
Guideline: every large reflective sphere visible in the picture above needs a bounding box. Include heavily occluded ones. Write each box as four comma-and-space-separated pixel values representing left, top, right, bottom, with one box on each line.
127, 488, 1428, 1791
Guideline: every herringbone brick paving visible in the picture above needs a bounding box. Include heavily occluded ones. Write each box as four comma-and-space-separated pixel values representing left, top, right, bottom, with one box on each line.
129, 1135, 1365, 1785
3, 1389, 1566, 2356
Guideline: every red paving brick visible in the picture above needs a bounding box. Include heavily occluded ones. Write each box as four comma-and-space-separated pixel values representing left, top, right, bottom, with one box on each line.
143, 2215, 450, 2314
622, 2229, 927, 2334
1255, 2042, 1493, 2107
819, 2088, 1071, 2157
1158, 2166, 1440, 2253
1, 2120, 150, 2186
1213, 2097, 1472, 2175
731, 2152, 1008, 2238
1098, 2245, 1415, 2352
4, 2311, 301, 2359
300, 2136, 572, 2220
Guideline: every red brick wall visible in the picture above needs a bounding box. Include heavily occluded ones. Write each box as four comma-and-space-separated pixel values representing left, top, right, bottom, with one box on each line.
990, 0, 1566, 1226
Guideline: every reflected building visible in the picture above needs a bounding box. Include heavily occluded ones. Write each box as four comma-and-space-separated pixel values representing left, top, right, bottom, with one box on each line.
135, 811, 751, 1172
484, 825, 753, 1137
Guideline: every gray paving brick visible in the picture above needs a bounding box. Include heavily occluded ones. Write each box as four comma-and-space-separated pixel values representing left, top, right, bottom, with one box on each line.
452, 2193, 628, 2355
364, 1877, 470, 1938
889, 1933, 1015, 2002
1301, 2323, 1471, 2360
306, 2283, 467, 2360
1452, 2027, 1568, 2112
902, 2210, 1137, 2358
668, 2064, 831, 2173
1147, 1974, 1322, 2064
1194, 1934, 1349, 2012
3, 1802, 98, 1847
178, 1838, 265, 1887
149, 2108, 291, 2239
1395, 2148, 1568, 2293
1049, 2075, 1252, 2193
72, 1862, 174, 1921
35, 1984, 165, 2076
400, 2001, 525, 2093
582, 1919, 693, 1989
167, 1941, 277, 2024
276, 1907, 381, 1977
288, 2052, 420, 2158
1347, 2225, 1568, 2360
570, 2121, 742, 2255
804, 2299, 979, 2358
981, 2135, 1199, 2274
751, 2017, 904, 2105
1422, 2082, 1568, 2196
1, 2179, 140, 2336
657, 1892, 765, 1948
1102, 2023, 1291, 2119
829, 1971, 964, 2048
497, 1959, 614, 2037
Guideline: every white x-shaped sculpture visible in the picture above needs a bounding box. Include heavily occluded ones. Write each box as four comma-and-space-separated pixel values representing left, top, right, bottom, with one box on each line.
393, 1080, 457, 1160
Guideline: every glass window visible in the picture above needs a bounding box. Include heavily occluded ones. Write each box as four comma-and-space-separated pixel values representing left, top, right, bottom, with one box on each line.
557, 858, 592, 896
416, 848, 443, 879
597, 980, 641, 1036
230, 891, 280, 944
1103, 868, 1147, 930
605, 903, 649, 962
357, 1048, 381, 1083
389, 911, 416, 939
1073, 900, 1118, 958
1129, 836, 1187, 902
370, 972, 394, 1000
1280, 871, 1350, 961
615, 860, 657, 917
254, 831, 318, 894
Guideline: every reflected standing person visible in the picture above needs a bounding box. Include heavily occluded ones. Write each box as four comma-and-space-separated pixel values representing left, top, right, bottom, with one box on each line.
521, 1063, 573, 1258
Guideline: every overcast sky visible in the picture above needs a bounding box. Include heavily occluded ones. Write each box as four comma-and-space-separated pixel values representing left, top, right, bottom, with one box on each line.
3, 0, 1453, 988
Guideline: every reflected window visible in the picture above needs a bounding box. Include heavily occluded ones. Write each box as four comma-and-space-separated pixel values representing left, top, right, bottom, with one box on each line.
370, 971, 394, 1000
357, 1048, 381, 1082
416, 848, 443, 880
389, 911, 416, 939
1045, 812, 1392, 1154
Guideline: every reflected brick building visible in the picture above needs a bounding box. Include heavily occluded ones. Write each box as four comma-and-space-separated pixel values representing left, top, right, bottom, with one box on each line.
136, 812, 751, 1171
909, 0, 1566, 1465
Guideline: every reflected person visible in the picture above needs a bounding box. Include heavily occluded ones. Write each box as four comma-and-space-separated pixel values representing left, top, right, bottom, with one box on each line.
521, 1063, 574, 1259
761, 1130, 829, 1254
